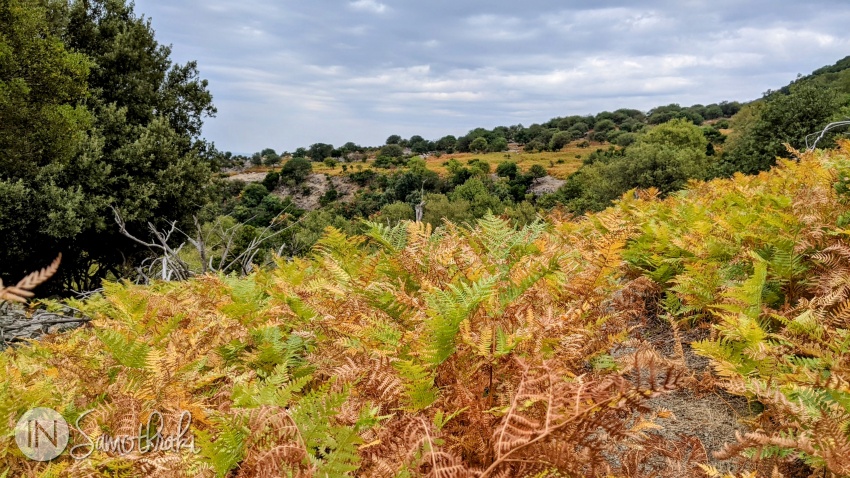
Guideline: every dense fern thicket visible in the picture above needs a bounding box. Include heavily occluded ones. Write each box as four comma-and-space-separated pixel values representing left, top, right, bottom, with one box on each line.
5, 143, 850, 476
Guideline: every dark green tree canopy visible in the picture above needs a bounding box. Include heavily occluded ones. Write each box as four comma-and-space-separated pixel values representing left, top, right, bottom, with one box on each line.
0, 0, 217, 292
308, 142, 334, 160
280, 157, 313, 184
720, 82, 845, 175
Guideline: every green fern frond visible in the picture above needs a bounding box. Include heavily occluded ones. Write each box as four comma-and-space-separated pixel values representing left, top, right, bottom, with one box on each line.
363, 220, 409, 252
198, 413, 249, 477
423, 275, 498, 365
290, 384, 363, 475
232, 367, 311, 408
394, 359, 438, 411
94, 329, 151, 369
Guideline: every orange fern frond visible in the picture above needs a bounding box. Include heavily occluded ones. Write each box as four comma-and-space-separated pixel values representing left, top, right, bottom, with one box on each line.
0, 253, 61, 303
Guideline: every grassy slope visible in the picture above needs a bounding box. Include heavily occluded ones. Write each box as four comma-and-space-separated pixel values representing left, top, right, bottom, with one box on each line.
232, 141, 598, 181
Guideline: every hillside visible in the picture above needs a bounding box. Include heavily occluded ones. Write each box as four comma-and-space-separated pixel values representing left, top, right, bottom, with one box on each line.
7, 2, 850, 475
4, 142, 850, 476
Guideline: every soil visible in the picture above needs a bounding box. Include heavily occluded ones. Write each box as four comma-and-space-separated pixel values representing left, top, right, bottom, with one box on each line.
224, 171, 268, 183
274, 173, 360, 211
606, 280, 756, 474
529, 175, 566, 196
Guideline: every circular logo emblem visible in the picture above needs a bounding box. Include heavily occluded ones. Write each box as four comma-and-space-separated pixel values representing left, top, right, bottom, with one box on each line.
15, 408, 69, 461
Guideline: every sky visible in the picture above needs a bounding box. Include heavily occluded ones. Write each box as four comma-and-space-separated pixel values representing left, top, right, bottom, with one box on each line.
132, 0, 850, 154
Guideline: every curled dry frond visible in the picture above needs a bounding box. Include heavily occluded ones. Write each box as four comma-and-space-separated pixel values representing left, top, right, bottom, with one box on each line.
0, 253, 61, 303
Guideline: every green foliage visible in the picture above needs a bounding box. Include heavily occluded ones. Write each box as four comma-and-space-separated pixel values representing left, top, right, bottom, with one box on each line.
259, 147, 280, 166
423, 275, 498, 365
552, 119, 709, 213
0, 0, 217, 292
0, 0, 93, 288
610, 143, 850, 473
324, 157, 339, 169
94, 328, 151, 369
721, 81, 846, 175
379, 143, 404, 159
261, 170, 280, 191
496, 161, 519, 179
308, 142, 334, 160
198, 413, 250, 476
470, 136, 488, 153
280, 156, 313, 184
376, 201, 415, 225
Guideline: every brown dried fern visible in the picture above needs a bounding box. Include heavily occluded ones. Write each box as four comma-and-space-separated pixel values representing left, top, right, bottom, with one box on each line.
0, 253, 61, 303
479, 356, 684, 477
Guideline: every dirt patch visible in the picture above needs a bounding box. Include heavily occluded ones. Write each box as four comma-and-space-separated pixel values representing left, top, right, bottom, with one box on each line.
274, 173, 360, 211
529, 175, 566, 196
224, 172, 267, 183
609, 279, 755, 473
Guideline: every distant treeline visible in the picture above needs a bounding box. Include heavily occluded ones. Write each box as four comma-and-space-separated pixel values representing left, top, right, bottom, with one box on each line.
220, 101, 743, 169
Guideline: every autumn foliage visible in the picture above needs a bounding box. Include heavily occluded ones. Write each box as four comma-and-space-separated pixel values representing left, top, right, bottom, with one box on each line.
5, 142, 850, 476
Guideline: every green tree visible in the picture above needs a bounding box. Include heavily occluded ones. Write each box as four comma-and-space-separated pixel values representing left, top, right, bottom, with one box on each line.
496, 161, 519, 179
0, 0, 94, 288
421, 193, 471, 226
488, 137, 508, 152
6, 0, 219, 291
720, 82, 844, 175
261, 147, 280, 166
280, 157, 313, 184
470, 137, 488, 153
451, 178, 504, 219
435, 135, 457, 153
376, 201, 414, 225
379, 144, 404, 159
554, 119, 709, 213
619, 119, 709, 194
262, 171, 280, 191
549, 131, 572, 151
593, 119, 616, 133
59, 0, 217, 290
308, 143, 334, 161
528, 164, 547, 178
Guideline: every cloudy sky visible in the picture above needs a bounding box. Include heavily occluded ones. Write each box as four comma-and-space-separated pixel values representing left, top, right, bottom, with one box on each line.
133, 0, 850, 154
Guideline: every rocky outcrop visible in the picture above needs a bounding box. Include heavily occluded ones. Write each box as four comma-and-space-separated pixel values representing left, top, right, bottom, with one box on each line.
274, 173, 360, 211
528, 175, 566, 196
0, 304, 90, 349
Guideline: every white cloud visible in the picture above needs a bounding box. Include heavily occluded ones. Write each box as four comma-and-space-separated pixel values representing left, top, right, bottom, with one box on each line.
349, 0, 387, 14
132, 0, 850, 152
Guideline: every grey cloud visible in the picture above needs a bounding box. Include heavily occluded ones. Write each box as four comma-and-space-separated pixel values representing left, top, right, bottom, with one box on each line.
133, 0, 850, 152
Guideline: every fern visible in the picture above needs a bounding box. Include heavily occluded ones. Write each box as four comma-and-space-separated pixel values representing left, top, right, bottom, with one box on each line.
290, 384, 363, 476
94, 329, 151, 369
198, 413, 250, 477
394, 358, 438, 411
0, 253, 61, 303
422, 275, 498, 365
363, 219, 410, 252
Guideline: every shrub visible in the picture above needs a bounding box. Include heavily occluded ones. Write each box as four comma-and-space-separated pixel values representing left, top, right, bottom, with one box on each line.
281, 156, 313, 184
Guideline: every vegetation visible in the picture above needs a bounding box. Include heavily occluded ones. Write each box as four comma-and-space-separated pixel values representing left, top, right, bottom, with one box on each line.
545, 119, 710, 212
7, 2, 850, 474
7, 144, 850, 475
0, 0, 217, 293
